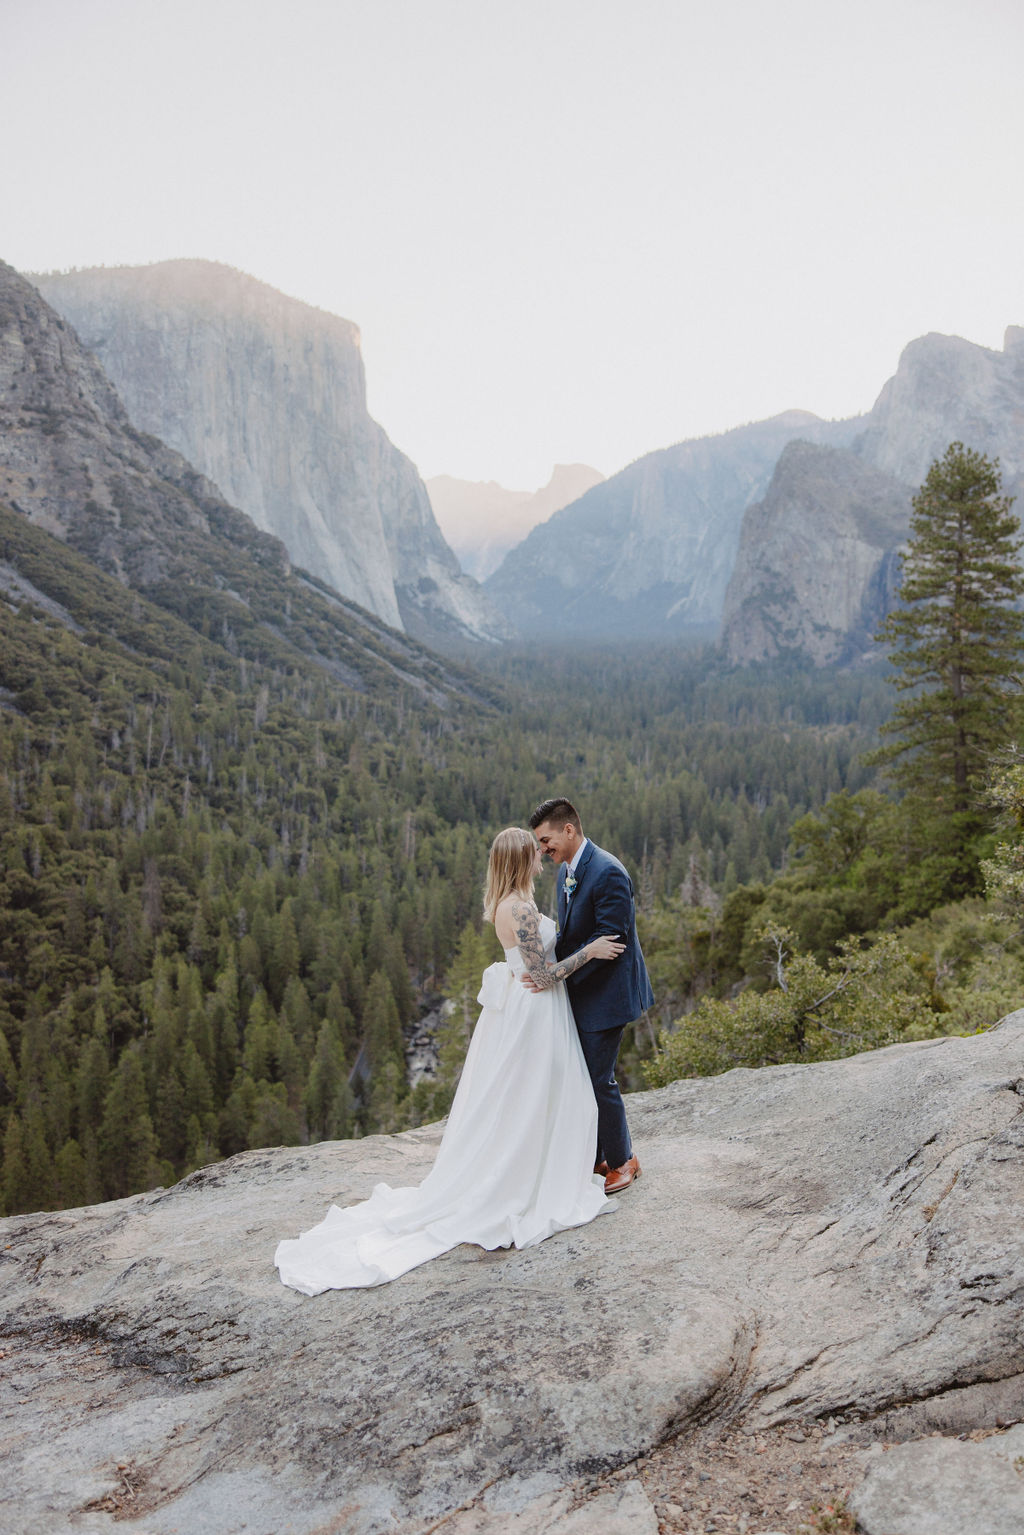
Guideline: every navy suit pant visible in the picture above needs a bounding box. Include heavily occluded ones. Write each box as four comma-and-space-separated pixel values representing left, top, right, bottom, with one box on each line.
578, 1024, 632, 1170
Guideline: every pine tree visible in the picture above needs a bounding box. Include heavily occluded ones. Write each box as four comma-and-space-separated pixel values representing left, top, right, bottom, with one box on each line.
281, 976, 314, 1052
322, 980, 357, 1056
874, 442, 1024, 904
99, 1048, 159, 1198
436, 922, 492, 1101
248, 1081, 300, 1149
242, 989, 278, 1083
0, 1025, 18, 1111
219, 1076, 258, 1157
367, 1057, 405, 1134
75, 1036, 110, 1135
53, 1138, 87, 1208
361, 971, 404, 1072
209, 956, 241, 1094
305, 1020, 350, 1141
18, 1102, 55, 1212
1, 1115, 28, 1214
184, 1112, 218, 1173
268, 901, 300, 1005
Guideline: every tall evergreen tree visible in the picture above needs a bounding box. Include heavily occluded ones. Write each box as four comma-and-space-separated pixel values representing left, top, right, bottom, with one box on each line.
53, 1137, 87, 1208
305, 1020, 350, 1141
438, 922, 492, 1094
1, 1115, 30, 1215
874, 442, 1024, 905
99, 1048, 159, 1198
361, 971, 404, 1074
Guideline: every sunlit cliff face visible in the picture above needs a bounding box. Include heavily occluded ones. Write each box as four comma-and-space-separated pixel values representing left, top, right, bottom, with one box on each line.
31, 260, 510, 646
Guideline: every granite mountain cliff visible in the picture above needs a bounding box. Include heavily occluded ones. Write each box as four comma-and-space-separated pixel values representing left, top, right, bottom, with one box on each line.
721, 326, 1024, 664
484, 411, 863, 640
0, 258, 483, 701
31, 260, 508, 650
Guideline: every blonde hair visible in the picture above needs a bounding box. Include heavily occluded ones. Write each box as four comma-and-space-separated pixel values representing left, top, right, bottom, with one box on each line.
483, 827, 537, 922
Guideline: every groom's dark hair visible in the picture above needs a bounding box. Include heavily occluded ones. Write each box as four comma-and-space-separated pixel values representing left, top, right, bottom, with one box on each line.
529, 797, 582, 833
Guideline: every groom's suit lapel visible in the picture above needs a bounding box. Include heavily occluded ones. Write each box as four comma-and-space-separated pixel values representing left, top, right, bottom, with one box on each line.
574, 841, 596, 900
562, 841, 596, 937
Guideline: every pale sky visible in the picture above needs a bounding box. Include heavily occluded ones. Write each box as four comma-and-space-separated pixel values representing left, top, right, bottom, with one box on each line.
5, 0, 1023, 488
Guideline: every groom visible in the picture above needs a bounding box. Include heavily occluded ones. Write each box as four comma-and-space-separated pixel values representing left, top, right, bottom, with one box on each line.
527, 797, 654, 1194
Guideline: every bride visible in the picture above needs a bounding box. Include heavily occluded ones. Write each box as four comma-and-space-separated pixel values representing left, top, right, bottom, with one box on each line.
274, 827, 625, 1293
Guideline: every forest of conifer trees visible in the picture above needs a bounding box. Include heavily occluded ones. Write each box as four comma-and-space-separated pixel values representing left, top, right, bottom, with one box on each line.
0, 531, 893, 1215
3, 447, 1023, 1218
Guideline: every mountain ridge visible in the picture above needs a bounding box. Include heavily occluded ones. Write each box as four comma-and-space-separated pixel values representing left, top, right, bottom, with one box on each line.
25, 255, 1024, 663
30, 259, 508, 649
485, 409, 863, 638
721, 325, 1024, 664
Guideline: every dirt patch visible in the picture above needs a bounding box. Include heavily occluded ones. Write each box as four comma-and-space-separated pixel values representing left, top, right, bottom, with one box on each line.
639, 1420, 863, 1535
82, 1459, 151, 1520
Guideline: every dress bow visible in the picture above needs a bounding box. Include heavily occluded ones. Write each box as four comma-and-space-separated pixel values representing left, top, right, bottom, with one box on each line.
477, 961, 513, 1012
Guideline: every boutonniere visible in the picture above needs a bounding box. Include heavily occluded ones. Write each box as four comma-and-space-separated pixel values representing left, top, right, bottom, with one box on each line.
564, 870, 577, 897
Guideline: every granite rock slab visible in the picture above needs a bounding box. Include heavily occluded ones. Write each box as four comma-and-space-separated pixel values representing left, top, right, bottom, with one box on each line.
3, 1014, 1023, 1532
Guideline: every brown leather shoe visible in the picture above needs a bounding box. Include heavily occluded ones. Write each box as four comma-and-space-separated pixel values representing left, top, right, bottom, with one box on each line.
604, 1154, 641, 1193
594, 1160, 610, 1177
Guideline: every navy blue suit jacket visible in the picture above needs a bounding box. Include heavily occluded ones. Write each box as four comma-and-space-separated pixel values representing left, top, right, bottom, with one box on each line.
555, 840, 654, 1034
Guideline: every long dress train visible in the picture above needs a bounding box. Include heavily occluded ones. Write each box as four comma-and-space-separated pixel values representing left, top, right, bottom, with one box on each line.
274, 915, 613, 1292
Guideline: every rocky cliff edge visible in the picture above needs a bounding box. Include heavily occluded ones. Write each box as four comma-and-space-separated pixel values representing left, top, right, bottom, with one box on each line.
3, 1016, 1024, 1534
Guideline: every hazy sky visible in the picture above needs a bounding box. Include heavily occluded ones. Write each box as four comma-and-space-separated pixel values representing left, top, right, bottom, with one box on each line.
5, 0, 1023, 488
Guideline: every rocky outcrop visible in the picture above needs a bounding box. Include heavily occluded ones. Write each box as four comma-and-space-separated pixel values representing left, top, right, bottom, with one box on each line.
485, 412, 861, 639
4, 1013, 1023, 1533
427, 464, 605, 581
721, 442, 911, 665
0, 259, 286, 588
722, 326, 1024, 665
851, 1427, 1024, 1535
31, 261, 507, 647
859, 327, 1024, 497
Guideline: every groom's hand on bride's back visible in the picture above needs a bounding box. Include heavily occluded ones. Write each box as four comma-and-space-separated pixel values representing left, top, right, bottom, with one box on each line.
590, 933, 625, 961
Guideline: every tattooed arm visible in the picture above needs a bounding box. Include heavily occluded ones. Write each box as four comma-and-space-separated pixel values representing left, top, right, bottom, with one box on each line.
508, 900, 624, 990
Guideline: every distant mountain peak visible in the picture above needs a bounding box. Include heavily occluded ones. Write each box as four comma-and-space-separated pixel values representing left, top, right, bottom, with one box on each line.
426, 463, 604, 582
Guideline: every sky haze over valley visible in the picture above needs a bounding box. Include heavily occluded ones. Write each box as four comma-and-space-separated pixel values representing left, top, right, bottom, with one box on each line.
6, 0, 1024, 488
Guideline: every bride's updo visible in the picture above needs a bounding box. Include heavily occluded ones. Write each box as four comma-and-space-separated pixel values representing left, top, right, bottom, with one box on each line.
483, 827, 537, 922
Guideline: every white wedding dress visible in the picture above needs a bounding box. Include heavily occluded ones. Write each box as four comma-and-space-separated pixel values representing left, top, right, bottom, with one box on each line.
274, 915, 613, 1293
